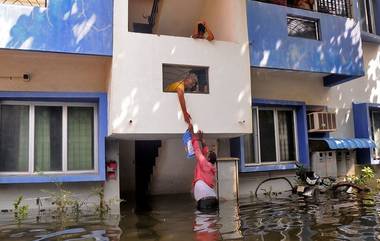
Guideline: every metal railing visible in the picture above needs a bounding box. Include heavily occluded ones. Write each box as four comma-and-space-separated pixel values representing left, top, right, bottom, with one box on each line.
316, 0, 351, 18
256, 0, 351, 18
148, 0, 160, 27
1, 0, 47, 7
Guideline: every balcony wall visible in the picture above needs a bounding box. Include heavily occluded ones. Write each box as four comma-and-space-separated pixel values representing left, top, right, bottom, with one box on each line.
0, 0, 113, 55
109, 33, 252, 137
110, 0, 252, 137
247, 0, 364, 86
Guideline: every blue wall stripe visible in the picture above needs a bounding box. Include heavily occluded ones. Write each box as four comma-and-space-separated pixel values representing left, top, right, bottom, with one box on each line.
353, 102, 372, 164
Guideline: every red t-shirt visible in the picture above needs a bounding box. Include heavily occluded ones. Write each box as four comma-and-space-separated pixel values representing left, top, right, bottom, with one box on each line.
192, 136, 216, 188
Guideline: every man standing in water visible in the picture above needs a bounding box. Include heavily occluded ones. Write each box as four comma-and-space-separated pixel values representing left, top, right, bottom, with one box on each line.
189, 124, 218, 212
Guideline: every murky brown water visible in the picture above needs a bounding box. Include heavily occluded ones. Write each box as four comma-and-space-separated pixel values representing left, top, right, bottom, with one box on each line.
1, 192, 380, 240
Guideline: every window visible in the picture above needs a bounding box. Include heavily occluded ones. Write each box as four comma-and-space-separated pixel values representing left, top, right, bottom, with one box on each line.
163, 64, 209, 94
1, 0, 47, 7
287, 16, 320, 40
0, 102, 97, 174
244, 107, 298, 165
358, 0, 376, 34
371, 111, 380, 159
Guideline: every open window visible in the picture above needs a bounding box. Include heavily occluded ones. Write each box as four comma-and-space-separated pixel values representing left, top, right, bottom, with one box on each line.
128, 0, 241, 42
163, 64, 209, 94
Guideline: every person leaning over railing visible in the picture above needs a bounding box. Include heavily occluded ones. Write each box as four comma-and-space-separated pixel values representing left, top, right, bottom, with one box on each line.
191, 20, 214, 41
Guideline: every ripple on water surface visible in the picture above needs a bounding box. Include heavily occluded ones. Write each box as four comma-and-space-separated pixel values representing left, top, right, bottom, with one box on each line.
1, 193, 380, 241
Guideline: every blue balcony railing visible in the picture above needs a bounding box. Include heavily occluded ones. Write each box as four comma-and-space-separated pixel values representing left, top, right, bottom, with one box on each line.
255, 0, 351, 18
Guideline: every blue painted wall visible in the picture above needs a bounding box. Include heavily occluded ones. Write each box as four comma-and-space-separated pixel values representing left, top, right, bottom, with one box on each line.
0, 0, 113, 56
247, 1, 364, 81
353, 102, 379, 165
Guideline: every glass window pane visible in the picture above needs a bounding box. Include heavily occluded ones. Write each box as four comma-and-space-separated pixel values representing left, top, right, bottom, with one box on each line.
358, 0, 369, 32
34, 106, 62, 172
0, 105, 29, 172
259, 110, 277, 162
372, 111, 380, 159
287, 16, 319, 40
68, 107, 94, 170
278, 111, 297, 162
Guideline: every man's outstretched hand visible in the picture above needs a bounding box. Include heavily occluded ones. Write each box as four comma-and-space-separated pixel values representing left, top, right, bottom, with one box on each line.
188, 123, 194, 134
184, 111, 192, 124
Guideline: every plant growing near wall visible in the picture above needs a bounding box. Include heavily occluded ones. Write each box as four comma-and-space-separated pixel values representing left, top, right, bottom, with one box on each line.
92, 186, 110, 218
347, 166, 375, 186
13, 196, 29, 223
42, 183, 76, 217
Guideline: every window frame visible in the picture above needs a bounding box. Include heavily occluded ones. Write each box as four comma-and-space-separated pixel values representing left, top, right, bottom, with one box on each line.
246, 106, 299, 166
359, 0, 376, 34
371, 110, 380, 160
287, 15, 321, 41
0, 101, 98, 176
162, 63, 210, 94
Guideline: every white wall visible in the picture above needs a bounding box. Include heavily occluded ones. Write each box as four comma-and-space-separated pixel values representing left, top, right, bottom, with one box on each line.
239, 171, 297, 198
153, 0, 246, 43
251, 43, 380, 139
111, 0, 252, 137
326, 43, 380, 138
153, 0, 203, 37
128, 0, 152, 31
150, 139, 194, 195
150, 138, 217, 195
200, 0, 248, 43
104, 140, 120, 213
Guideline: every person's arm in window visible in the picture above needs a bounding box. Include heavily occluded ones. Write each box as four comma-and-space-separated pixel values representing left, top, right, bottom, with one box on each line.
177, 87, 191, 124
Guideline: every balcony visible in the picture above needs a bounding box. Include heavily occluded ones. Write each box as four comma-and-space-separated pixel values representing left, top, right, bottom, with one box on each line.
128, 0, 244, 43
110, 0, 252, 137
246, 0, 364, 86
255, 0, 352, 18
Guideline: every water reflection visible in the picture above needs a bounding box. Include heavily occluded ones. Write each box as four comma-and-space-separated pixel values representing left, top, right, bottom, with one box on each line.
2, 193, 380, 240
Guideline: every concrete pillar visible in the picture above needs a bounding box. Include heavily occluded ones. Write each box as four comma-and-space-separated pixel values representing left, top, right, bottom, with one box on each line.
216, 158, 239, 201
104, 139, 120, 214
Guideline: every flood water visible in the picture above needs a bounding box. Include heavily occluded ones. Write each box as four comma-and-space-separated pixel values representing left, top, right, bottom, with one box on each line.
1, 192, 380, 240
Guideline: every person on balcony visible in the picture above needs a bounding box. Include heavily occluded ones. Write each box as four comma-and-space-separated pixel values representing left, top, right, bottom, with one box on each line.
165, 72, 198, 124
192, 21, 215, 41
188, 124, 218, 212
296, 0, 314, 10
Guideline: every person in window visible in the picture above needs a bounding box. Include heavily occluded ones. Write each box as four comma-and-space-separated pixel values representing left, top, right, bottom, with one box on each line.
296, 0, 314, 10
192, 21, 215, 41
165, 72, 198, 124
188, 124, 218, 212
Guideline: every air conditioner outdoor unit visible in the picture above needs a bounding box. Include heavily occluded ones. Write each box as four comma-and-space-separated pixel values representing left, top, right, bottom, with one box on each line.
307, 112, 337, 133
